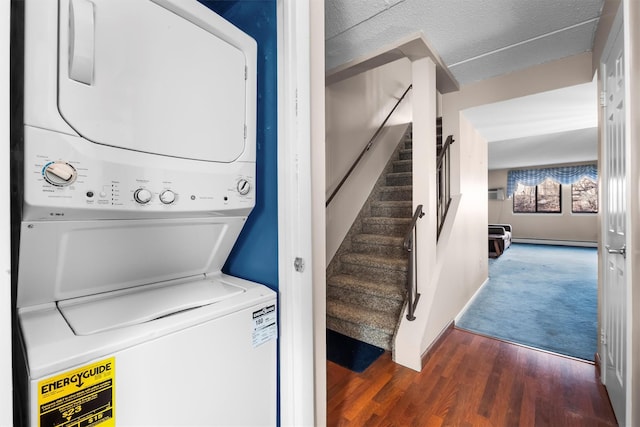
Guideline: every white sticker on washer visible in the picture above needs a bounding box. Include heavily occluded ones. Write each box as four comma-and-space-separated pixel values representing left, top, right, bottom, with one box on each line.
252, 304, 277, 347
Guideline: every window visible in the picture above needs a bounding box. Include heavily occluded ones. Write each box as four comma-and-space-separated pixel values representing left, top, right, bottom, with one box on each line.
572, 176, 598, 213
513, 178, 561, 213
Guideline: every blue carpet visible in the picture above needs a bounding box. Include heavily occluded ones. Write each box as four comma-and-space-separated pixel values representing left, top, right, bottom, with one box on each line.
457, 243, 598, 361
326, 329, 385, 373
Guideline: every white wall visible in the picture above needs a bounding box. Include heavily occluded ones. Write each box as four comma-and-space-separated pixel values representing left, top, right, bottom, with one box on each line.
393, 57, 437, 369
405, 53, 596, 364
395, 53, 595, 371
488, 164, 599, 243
422, 113, 488, 346
1, 1, 12, 425
394, 107, 488, 370
325, 58, 412, 261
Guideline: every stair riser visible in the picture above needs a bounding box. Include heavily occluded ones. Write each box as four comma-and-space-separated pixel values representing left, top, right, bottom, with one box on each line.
352, 241, 407, 258
379, 189, 412, 201
386, 174, 412, 186
341, 261, 407, 285
327, 286, 403, 314
362, 221, 410, 235
327, 317, 392, 351
393, 161, 412, 173
371, 204, 412, 218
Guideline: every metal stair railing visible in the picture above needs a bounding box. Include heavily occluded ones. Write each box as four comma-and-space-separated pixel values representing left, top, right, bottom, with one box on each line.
326, 84, 413, 207
437, 135, 455, 239
403, 204, 424, 321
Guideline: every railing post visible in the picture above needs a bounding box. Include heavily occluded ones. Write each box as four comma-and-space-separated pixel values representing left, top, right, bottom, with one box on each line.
404, 205, 424, 321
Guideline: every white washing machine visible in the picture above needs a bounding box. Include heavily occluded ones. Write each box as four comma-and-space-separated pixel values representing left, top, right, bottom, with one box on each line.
16, 1, 277, 426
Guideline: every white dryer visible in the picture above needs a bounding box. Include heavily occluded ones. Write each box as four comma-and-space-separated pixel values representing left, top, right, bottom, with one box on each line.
16, 1, 277, 426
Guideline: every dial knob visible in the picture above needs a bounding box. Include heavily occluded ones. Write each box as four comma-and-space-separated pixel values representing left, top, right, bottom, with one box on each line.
237, 179, 251, 195
134, 188, 152, 204
43, 162, 77, 187
159, 190, 176, 204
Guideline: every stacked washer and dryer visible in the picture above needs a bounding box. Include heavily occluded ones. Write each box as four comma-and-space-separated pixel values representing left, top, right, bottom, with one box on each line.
16, 0, 277, 425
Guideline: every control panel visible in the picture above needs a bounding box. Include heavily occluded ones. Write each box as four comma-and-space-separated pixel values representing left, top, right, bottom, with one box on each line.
23, 127, 256, 221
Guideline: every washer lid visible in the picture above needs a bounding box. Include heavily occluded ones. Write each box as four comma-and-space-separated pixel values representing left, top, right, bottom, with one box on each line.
57, 0, 253, 163
58, 277, 245, 335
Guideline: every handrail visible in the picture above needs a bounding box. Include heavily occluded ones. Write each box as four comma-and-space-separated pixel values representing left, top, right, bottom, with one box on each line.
403, 204, 425, 251
436, 135, 454, 168
326, 84, 413, 207
403, 204, 424, 321
437, 135, 455, 239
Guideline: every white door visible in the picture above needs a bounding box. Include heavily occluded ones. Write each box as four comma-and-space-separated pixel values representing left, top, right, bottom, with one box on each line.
601, 9, 628, 426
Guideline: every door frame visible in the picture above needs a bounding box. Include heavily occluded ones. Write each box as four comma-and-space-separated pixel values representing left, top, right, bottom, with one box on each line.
277, 0, 318, 425
1, 1, 13, 424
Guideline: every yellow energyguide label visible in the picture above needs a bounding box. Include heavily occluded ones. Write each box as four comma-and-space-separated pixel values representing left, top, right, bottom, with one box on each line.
37, 357, 115, 427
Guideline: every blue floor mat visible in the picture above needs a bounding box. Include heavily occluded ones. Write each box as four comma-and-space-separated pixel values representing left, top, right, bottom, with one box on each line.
326, 329, 385, 373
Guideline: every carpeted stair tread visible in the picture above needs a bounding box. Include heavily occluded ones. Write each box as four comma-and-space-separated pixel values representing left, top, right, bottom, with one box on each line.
399, 149, 412, 160
363, 217, 412, 225
327, 284, 404, 313
386, 171, 412, 186
371, 200, 412, 208
327, 298, 397, 336
379, 185, 412, 201
328, 273, 405, 301
393, 160, 412, 173
352, 233, 406, 257
386, 171, 412, 179
371, 200, 412, 218
341, 252, 408, 271
352, 233, 404, 247
362, 217, 412, 235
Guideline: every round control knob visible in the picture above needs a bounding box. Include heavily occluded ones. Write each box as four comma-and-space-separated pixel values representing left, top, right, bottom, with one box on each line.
134, 188, 152, 204
43, 161, 77, 187
159, 190, 176, 205
237, 179, 251, 195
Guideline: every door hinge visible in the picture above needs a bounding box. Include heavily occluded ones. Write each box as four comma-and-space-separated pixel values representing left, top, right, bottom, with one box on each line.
244, 124, 247, 140
601, 328, 607, 345
245, 66, 248, 80
600, 91, 607, 108
294, 257, 305, 273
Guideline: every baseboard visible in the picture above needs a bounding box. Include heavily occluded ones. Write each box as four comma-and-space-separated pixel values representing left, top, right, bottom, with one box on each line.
420, 321, 454, 369
512, 238, 597, 248
454, 277, 490, 324
594, 352, 602, 379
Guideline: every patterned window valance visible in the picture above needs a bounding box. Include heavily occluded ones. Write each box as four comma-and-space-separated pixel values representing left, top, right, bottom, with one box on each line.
506, 164, 598, 197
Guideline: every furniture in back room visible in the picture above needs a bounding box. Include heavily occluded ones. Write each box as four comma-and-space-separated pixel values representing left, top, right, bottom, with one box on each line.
488, 224, 512, 258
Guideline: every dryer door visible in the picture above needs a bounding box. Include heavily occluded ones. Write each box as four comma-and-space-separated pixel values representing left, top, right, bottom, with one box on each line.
57, 0, 253, 163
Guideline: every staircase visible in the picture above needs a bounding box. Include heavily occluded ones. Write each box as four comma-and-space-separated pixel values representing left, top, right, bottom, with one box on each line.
326, 127, 413, 351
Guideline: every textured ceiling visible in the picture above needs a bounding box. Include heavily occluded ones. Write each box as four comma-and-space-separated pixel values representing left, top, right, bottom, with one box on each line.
325, 1, 604, 169
325, 0, 605, 85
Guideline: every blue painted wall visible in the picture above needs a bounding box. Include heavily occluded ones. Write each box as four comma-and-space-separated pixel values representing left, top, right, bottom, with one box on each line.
199, 1, 279, 291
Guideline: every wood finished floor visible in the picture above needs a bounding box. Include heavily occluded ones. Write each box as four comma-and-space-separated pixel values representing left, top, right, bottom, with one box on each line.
327, 328, 618, 426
